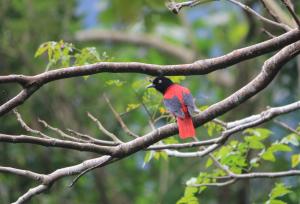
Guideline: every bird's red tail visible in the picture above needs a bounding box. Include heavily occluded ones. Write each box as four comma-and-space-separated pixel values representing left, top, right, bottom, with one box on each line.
177, 116, 195, 139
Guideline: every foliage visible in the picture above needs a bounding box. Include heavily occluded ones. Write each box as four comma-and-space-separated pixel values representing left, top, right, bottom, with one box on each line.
265, 183, 292, 204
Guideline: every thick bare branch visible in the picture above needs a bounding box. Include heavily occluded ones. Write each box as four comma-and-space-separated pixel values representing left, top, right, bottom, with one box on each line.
0, 134, 114, 154
12, 155, 112, 204
0, 166, 44, 181
0, 29, 299, 117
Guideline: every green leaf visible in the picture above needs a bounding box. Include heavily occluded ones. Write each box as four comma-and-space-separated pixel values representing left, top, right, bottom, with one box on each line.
261, 143, 292, 162
267, 200, 287, 204
204, 122, 223, 137
163, 137, 179, 144
269, 144, 292, 152
184, 186, 198, 197
34, 43, 49, 58
269, 183, 291, 199
291, 154, 300, 168
243, 128, 272, 139
262, 150, 276, 162
153, 151, 160, 160
160, 151, 168, 161
176, 196, 199, 204
170, 76, 186, 83
205, 158, 213, 168
143, 151, 154, 166
106, 79, 126, 87
248, 140, 265, 150
281, 134, 299, 146
126, 103, 141, 112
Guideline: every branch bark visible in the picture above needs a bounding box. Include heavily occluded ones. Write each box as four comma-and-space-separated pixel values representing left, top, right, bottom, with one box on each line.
0, 29, 299, 117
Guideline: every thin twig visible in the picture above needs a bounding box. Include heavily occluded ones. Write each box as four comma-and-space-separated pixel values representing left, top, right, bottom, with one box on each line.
133, 90, 156, 130
280, 0, 300, 28
227, 0, 291, 31
190, 178, 237, 187
87, 112, 123, 143
261, 28, 276, 38
13, 110, 51, 139
274, 119, 300, 136
67, 128, 118, 146
38, 119, 83, 142
103, 94, 139, 138
68, 156, 114, 187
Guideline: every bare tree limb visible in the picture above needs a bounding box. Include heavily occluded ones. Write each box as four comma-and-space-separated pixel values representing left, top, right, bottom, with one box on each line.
0, 166, 44, 181
191, 170, 300, 188
149, 100, 300, 151
12, 155, 112, 204
0, 134, 115, 154
0, 29, 299, 117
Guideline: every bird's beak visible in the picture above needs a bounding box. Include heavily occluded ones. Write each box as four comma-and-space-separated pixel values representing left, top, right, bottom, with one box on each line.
146, 84, 155, 89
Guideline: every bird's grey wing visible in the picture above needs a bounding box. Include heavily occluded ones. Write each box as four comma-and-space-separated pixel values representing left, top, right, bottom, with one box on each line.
183, 93, 199, 116
163, 96, 184, 118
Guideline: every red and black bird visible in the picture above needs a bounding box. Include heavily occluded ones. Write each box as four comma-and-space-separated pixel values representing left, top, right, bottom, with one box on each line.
147, 76, 199, 139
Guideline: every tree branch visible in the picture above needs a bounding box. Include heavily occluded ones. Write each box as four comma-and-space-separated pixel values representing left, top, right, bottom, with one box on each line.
0, 134, 115, 154
227, 0, 291, 31
280, 0, 300, 29
0, 29, 299, 117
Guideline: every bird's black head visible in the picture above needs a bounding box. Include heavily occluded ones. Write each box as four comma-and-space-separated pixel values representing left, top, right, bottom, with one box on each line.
147, 76, 174, 94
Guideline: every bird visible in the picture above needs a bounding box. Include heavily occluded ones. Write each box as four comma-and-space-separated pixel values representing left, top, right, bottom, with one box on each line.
147, 76, 199, 139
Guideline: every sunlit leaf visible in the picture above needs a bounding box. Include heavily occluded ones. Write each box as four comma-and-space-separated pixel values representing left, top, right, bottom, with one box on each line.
262, 150, 276, 162
205, 158, 213, 168
106, 79, 126, 87
291, 154, 300, 168
126, 103, 141, 112
269, 183, 291, 199
267, 200, 287, 204
269, 144, 292, 152
281, 133, 299, 146
34, 43, 49, 58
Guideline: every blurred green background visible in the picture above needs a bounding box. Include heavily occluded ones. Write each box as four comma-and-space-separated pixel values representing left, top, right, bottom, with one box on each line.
1, 0, 300, 203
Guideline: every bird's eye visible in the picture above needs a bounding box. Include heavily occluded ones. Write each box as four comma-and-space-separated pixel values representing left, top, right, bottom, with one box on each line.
158, 80, 162, 83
